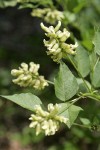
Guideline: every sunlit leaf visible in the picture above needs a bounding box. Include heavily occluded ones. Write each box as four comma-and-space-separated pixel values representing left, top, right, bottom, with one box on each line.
1, 93, 42, 111
80, 118, 90, 125
54, 62, 79, 101
58, 103, 83, 128
74, 44, 90, 77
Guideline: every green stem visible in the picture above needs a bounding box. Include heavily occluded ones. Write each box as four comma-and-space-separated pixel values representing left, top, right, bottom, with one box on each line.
93, 57, 99, 71
73, 123, 90, 129
47, 80, 54, 85
58, 96, 83, 115
82, 93, 100, 102
67, 55, 91, 93
66, 97, 82, 110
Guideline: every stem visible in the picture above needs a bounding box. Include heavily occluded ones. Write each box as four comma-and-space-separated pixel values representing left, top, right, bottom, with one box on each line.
73, 123, 90, 129
82, 93, 100, 102
66, 97, 82, 110
58, 96, 83, 115
93, 57, 99, 71
67, 55, 91, 92
47, 80, 54, 85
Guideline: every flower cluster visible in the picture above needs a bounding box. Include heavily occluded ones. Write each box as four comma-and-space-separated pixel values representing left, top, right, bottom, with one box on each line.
29, 104, 68, 136
17, 0, 30, 2
31, 8, 64, 24
11, 62, 48, 90
41, 21, 78, 62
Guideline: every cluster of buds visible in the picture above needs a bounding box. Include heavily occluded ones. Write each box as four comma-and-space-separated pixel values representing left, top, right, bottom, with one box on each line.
11, 62, 48, 90
31, 8, 64, 24
17, 0, 30, 2
41, 21, 78, 62
29, 104, 68, 136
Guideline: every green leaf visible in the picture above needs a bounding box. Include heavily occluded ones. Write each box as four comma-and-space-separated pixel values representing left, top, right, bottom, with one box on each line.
58, 103, 83, 128
77, 78, 91, 93
74, 44, 90, 77
54, 62, 79, 101
73, 0, 87, 13
0, 93, 42, 111
93, 30, 100, 55
91, 61, 100, 88
89, 50, 97, 70
80, 118, 90, 125
82, 40, 93, 51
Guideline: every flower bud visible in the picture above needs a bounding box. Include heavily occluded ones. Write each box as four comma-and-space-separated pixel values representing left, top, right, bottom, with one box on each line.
11, 62, 48, 90
41, 21, 78, 62
32, 8, 64, 24
29, 104, 68, 136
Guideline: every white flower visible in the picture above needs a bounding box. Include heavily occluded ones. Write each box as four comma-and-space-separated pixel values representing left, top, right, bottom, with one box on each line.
11, 62, 48, 90
41, 21, 78, 62
29, 104, 69, 136
31, 8, 64, 24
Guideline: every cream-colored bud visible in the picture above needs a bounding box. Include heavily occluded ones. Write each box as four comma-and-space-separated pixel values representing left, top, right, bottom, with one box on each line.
61, 116, 69, 124
35, 105, 49, 117
21, 63, 28, 71
36, 124, 41, 135
34, 79, 40, 89
70, 42, 78, 50
45, 128, 51, 136
61, 43, 76, 55
12, 74, 24, 83
44, 39, 56, 49
42, 120, 49, 130
49, 26, 55, 33
29, 114, 41, 121
54, 21, 61, 32
11, 69, 23, 76
48, 104, 59, 117
52, 43, 59, 50
59, 29, 70, 42
29, 62, 40, 74
55, 115, 69, 124
41, 23, 50, 33
48, 103, 54, 112
29, 121, 38, 128
37, 76, 49, 90
48, 119, 56, 135
22, 75, 31, 81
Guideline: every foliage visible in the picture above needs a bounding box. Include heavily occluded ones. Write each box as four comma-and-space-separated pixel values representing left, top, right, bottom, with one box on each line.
0, 0, 100, 149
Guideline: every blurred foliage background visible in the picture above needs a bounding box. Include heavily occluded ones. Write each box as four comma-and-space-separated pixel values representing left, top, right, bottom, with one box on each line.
0, 0, 100, 150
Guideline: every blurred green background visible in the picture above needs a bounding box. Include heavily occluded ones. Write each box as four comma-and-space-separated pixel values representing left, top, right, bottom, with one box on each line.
0, 1, 100, 150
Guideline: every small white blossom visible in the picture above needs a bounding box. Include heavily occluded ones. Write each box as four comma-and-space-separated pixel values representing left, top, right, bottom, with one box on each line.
11, 62, 48, 90
29, 104, 69, 136
41, 21, 78, 62
31, 8, 64, 24
17, 0, 30, 2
